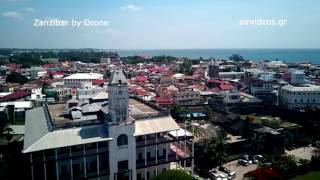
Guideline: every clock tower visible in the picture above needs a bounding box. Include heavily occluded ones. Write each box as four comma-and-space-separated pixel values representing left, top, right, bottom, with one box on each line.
108, 69, 129, 122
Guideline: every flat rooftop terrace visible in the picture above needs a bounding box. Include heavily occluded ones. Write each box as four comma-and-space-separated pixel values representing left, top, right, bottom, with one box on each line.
47, 98, 162, 125
47, 104, 69, 125
129, 98, 161, 118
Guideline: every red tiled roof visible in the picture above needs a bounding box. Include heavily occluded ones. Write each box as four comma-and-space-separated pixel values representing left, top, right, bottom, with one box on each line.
92, 79, 106, 85
208, 87, 221, 93
0, 91, 30, 101
6, 63, 21, 69
155, 97, 174, 105
41, 64, 56, 68
135, 76, 148, 82
51, 71, 65, 76
219, 84, 235, 91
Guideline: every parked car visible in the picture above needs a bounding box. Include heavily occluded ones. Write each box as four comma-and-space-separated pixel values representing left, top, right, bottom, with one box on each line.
228, 171, 236, 178
252, 158, 259, 164
219, 166, 231, 174
242, 154, 249, 160
219, 173, 228, 179
209, 172, 220, 180
253, 155, 263, 160
238, 159, 249, 166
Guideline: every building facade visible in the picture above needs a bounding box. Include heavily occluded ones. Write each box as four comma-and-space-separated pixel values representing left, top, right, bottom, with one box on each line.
208, 59, 219, 79
279, 84, 320, 110
64, 73, 104, 89
23, 69, 193, 180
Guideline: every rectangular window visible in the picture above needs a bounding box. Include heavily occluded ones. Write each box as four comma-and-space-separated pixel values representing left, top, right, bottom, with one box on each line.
72, 157, 85, 179
57, 147, 70, 158
118, 160, 128, 172
85, 143, 96, 155
86, 155, 98, 177
99, 153, 109, 175
33, 162, 45, 180
58, 159, 71, 180
45, 161, 57, 180
71, 145, 83, 157
32, 151, 43, 162
138, 152, 143, 161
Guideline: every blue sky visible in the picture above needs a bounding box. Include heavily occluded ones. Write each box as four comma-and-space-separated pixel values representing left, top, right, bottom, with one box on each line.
0, 0, 319, 49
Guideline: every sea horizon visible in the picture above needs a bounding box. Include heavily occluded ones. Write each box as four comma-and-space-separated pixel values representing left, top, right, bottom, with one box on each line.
2, 48, 320, 64
113, 48, 320, 64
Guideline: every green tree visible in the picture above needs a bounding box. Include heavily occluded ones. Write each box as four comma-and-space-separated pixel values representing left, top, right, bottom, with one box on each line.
310, 155, 320, 171
170, 105, 188, 122
194, 130, 228, 177
229, 54, 244, 62
259, 155, 299, 178
150, 170, 196, 180
178, 60, 194, 75
6, 71, 29, 84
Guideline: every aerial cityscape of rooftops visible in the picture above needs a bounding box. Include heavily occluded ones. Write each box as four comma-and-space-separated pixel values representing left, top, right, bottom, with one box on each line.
1, 49, 320, 180
1, 0, 320, 180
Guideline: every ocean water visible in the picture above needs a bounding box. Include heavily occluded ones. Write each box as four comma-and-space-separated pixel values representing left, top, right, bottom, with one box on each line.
116, 49, 320, 64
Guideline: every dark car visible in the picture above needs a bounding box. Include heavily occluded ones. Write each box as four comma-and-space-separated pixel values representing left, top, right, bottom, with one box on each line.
219, 166, 231, 173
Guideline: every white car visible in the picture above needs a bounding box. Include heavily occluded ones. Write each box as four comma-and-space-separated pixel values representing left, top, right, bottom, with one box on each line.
219, 173, 228, 178
228, 171, 236, 177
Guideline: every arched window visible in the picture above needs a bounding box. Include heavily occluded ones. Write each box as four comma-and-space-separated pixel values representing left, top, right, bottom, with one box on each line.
117, 134, 128, 146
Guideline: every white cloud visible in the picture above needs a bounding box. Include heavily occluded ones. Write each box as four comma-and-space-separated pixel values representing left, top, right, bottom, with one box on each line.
2, 11, 23, 19
25, 7, 35, 12
120, 4, 141, 11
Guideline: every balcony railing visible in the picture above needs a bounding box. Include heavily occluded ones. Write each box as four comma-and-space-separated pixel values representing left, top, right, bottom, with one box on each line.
136, 135, 181, 147
135, 153, 190, 169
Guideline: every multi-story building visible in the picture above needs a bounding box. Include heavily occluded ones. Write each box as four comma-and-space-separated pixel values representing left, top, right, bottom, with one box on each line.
250, 80, 273, 97
64, 73, 104, 89
23, 69, 193, 180
279, 84, 320, 110
290, 70, 305, 85
208, 59, 219, 79
30, 67, 47, 80
173, 88, 201, 106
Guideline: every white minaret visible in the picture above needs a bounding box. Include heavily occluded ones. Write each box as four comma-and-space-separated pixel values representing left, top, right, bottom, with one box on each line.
108, 69, 129, 122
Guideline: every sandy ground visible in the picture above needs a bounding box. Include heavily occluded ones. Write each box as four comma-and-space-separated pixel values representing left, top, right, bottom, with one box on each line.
223, 160, 258, 180
286, 146, 317, 160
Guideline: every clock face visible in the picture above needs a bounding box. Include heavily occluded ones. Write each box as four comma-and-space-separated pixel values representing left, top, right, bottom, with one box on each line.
118, 90, 123, 95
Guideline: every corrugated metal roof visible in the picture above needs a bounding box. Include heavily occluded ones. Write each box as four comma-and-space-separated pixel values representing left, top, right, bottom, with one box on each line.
23, 106, 111, 153
23, 125, 112, 153
134, 116, 179, 136
23, 107, 51, 152
0, 101, 32, 108
64, 73, 103, 80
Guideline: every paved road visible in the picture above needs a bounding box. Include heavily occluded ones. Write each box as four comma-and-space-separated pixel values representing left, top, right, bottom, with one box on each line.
223, 160, 257, 180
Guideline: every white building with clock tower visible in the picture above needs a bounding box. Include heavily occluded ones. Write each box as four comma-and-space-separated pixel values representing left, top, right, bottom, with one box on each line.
23, 68, 194, 180
107, 69, 136, 180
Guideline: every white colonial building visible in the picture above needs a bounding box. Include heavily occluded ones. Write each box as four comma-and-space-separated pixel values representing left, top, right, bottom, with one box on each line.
64, 73, 104, 89
291, 70, 305, 85
279, 84, 320, 110
23, 69, 193, 180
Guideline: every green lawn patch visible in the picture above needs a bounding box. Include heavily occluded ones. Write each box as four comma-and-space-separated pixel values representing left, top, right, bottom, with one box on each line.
291, 171, 320, 180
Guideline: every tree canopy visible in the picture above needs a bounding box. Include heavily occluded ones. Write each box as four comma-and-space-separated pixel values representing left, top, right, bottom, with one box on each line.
170, 105, 188, 122
194, 130, 228, 176
178, 59, 194, 75
229, 54, 244, 62
6, 71, 29, 84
